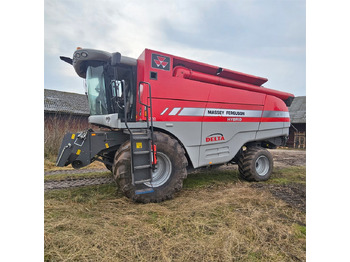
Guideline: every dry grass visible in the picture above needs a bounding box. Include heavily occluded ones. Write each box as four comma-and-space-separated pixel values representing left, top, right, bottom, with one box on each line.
45, 167, 306, 261
44, 159, 106, 172
44, 114, 90, 161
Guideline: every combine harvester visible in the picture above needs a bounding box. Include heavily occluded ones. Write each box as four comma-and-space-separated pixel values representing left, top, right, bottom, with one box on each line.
57, 48, 294, 203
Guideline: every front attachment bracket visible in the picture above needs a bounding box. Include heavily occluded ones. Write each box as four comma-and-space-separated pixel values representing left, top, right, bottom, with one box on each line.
55, 129, 128, 169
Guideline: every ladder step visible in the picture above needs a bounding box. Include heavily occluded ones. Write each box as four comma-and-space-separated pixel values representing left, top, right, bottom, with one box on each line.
130, 128, 149, 133
134, 164, 151, 170
131, 131, 149, 135
134, 179, 152, 184
133, 150, 151, 155
135, 188, 154, 195
133, 135, 150, 140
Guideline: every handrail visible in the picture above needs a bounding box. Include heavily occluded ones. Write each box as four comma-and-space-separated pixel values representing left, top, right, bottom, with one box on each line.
121, 80, 132, 133
138, 81, 156, 169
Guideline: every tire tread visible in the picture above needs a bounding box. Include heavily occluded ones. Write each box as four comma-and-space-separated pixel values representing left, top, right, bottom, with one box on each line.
237, 146, 273, 182
113, 132, 188, 203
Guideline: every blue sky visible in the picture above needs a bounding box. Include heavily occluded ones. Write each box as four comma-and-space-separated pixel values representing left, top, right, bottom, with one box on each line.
45, 0, 305, 96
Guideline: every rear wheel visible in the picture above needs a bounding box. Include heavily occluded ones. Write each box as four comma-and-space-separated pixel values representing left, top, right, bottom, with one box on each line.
113, 132, 188, 203
237, 146, 273, 181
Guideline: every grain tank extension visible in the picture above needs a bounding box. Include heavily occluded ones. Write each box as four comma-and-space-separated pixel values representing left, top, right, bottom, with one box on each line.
56, 48, 294, 203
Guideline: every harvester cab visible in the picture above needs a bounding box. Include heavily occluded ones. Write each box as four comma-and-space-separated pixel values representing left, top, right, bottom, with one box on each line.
57, 48, 157, 195
55, 47, 294, 203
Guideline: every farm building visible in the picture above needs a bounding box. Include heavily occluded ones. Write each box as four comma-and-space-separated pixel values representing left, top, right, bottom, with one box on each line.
44, 89, 306, 150
44, 89, 91, 157
287, 96, 306, 149
44, 89, 90, 130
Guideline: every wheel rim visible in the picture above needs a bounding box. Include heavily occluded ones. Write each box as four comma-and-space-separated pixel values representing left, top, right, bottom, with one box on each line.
144, 152, 172, 188
255, 155, 270, 177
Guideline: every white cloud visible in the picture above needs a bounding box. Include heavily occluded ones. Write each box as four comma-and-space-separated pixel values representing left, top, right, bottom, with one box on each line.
45, 0, 305, 96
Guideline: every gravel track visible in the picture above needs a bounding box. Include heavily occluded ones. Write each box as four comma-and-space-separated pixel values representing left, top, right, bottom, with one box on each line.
45, 168, 108, 176
270, 149, 306, 167
45, 176, 114, 191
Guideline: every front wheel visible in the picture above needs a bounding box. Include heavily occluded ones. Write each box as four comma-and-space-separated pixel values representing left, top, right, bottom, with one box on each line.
237, 146, 273, 181
113, 132, 188, 203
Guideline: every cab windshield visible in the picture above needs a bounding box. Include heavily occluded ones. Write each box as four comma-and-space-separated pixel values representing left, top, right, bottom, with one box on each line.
86, 65, 108, 115
85, 63, 136, 121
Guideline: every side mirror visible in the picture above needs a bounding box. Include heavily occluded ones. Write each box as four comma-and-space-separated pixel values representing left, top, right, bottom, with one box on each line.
111, 80, 123, 98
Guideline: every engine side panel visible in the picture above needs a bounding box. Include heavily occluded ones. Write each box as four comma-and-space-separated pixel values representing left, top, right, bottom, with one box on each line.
199, 122, 258, 167
256, 95, 290, 140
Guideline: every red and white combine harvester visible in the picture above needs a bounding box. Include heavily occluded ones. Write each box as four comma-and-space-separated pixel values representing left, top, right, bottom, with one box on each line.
57, 48, 294, 203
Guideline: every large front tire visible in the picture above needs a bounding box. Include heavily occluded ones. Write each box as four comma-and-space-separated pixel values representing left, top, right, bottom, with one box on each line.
237, 146, 273, 181
113, 132, 188, 203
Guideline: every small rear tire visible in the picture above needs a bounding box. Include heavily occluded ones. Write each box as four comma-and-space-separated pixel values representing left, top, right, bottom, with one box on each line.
238, 146, 273, 181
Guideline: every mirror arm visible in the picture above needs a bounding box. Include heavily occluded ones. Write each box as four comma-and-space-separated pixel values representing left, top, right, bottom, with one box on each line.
111, 52, 121, 66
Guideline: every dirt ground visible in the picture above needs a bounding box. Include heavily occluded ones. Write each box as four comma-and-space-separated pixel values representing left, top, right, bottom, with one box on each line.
262, 149, 306, 212
270, 149, 306, 167
217, 149, 306, 212
252, 182, 306, 212
45, 149, 306, 261
214, 148, 306, 172
46, 149, 306, 212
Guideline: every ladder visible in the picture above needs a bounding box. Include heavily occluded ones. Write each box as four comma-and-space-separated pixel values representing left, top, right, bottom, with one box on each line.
123, 81, 156, 195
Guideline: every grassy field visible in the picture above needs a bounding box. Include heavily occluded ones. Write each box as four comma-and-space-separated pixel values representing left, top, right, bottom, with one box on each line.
44, 166, 306, 261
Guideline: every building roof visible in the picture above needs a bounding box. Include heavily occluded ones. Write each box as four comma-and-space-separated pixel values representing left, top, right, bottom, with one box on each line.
44, 89, 89, 116
288, 96, 306, 124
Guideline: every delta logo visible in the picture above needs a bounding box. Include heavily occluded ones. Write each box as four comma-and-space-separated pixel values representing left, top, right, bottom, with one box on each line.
206, 133, 225, 143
